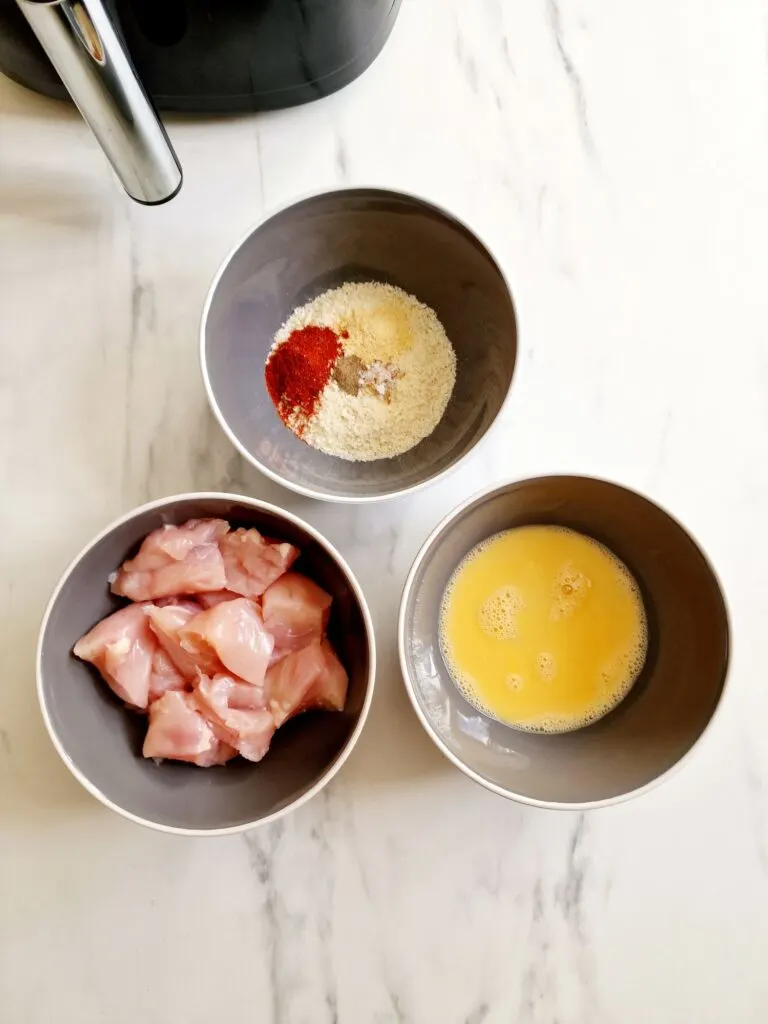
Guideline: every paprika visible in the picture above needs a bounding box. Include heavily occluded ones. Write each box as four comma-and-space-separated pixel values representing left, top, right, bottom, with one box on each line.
265, 325, 343, 433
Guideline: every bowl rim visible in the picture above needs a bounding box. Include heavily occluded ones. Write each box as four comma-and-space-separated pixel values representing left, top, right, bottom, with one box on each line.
36, 491, 377, 836
199, 183, 519, 504
397, 473, 732, 811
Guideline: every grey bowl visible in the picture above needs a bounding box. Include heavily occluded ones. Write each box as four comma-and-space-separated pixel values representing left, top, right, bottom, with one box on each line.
399, 476, 730, 809
201, 187, 518, 502
37, 494, 375, 835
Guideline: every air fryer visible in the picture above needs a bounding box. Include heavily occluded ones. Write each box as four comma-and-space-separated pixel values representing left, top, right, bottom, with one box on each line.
0, 0, 402, 203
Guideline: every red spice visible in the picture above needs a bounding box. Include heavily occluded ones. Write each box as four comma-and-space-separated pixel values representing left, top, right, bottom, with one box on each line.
265, 325, 342, 433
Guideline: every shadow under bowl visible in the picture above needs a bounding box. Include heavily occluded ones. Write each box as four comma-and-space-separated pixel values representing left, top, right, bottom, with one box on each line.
399, 476, 730, 808
37, 494, 375, 834
201, 187, 518, 502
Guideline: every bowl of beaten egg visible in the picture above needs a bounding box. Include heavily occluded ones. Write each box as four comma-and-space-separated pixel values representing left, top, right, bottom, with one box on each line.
399, 476, 730, 808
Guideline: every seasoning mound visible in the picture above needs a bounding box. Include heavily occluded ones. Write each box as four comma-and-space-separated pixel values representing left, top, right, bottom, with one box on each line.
265, 282, 457, 462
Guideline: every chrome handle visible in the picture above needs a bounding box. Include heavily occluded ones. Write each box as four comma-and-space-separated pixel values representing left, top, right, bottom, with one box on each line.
16, 0, 182, 204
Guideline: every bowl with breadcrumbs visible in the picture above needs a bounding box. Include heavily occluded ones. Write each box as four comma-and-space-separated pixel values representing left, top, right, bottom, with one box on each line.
36, 493, 375, 835
201, 187, 518, 502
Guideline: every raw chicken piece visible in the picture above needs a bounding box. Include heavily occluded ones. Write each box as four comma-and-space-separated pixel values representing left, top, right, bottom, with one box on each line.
197, 590, 240, 609
112, 546, 227, 602
302, 640, 349, 714
195, 673, 266, 712
194, 674, 275, 762
268, 646, 288, 668
123, 519, 229, 571
111, 520, 229, 601
220, 528, 298, 599
262, 572, 332, 656
143, 690, 236, 766
178, 598, 274, 689
73, 604, 156, 710
149, 648, 188, 702
144, 600, 213, 680
204, 741, 238, 765
264, 639, 347, 726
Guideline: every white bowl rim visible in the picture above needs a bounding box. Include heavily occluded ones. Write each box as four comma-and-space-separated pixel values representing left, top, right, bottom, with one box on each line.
36, 491, 377, 836
199, 183, 519, 504
397, 473, 732, 811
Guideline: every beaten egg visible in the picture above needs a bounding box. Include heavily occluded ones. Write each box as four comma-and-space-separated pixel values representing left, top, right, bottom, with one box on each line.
438, 526, 648, 733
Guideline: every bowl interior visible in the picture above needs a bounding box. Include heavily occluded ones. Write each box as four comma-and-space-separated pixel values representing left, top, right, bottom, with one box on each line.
401, 477, 729, 806
203, 188, 517, 500
40, 497, 372, 832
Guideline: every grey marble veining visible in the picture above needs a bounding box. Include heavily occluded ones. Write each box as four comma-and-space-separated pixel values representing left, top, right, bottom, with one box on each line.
2, 0, 768, 1020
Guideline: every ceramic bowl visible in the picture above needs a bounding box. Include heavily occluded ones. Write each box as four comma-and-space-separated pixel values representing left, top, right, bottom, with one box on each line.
399, 476, 730, 809
37, 494, 375, 835
201, 187, 518, 502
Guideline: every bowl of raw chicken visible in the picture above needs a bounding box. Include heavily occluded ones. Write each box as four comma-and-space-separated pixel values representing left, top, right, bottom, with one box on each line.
37, 494, 375, 834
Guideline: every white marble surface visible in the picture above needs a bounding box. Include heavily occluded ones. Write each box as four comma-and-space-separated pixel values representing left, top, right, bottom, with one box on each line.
1, 0, 768, 1020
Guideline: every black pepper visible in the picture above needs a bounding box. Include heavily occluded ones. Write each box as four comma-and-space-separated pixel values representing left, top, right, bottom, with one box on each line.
333, 354, 365, 396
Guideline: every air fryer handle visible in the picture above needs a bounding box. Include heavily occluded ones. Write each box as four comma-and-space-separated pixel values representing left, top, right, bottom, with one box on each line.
15, 0, 182, 204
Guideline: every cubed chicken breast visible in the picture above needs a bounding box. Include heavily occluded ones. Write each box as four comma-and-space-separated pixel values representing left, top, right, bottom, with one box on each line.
110, 520, 229, 601
220, 528, 298, 599
73, 604, 156, 710
149, 648, 188, 703
262, 572, 332, 656
143, 691, 236, 766
194, 673, 275, 762
144, 599, 211, 680
303, 640, 349, 714
197, 590, 240, 609
77, 516, 348, 770
123, 519, 229, 571
178, 598, 274, 689
264, 639, 347, 726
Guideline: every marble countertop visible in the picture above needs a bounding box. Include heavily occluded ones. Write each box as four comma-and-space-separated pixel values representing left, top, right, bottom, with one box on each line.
1, 1, 767, 1020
